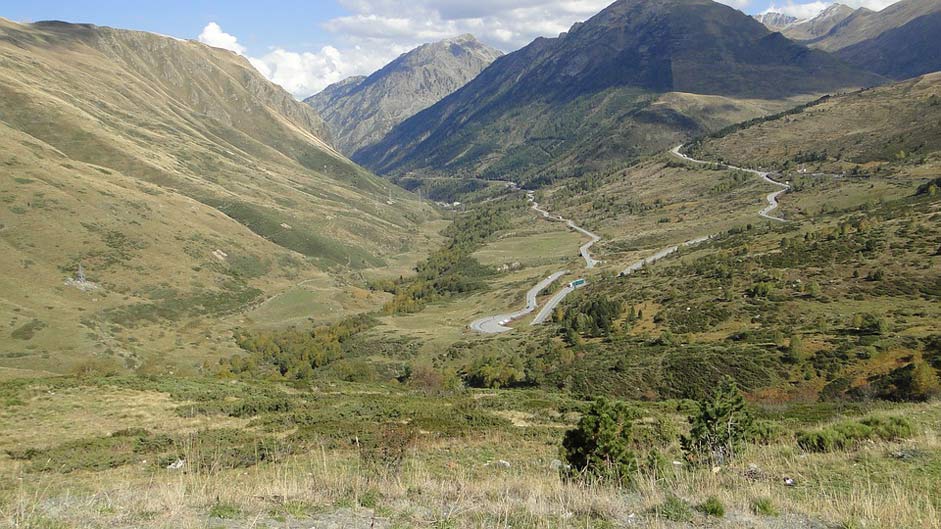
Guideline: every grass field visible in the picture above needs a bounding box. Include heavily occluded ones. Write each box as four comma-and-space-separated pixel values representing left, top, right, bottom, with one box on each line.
1, 375, 938, 528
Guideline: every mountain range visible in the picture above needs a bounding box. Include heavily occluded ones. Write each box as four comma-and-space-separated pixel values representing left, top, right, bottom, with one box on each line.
353, 0, 884, 185
758, 0, 941, 80
305, 35, 502, 156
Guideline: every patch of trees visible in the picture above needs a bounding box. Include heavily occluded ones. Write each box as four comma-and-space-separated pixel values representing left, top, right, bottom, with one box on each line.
555, 295, 623, 343
461, 354, 529, 389
867, 361, 941, 402
378, 203, 512, 314
228, 314, 376, 380
792, 149, 827, 163
560, 381, 757, 483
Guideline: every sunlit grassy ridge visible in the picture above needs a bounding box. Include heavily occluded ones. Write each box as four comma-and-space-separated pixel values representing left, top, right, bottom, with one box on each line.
0, 18, 439, 374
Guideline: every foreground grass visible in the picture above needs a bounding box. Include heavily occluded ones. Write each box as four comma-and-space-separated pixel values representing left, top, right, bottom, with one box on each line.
0, 376, 938, 528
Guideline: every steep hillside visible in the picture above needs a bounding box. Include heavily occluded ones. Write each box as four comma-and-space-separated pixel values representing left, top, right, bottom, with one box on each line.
687, 73, 941, 176
306, 35, 501, 155
802, 0, 941, 52
835, 11, 941, 80
0, 18, 436, 373
355, 0, 883, 185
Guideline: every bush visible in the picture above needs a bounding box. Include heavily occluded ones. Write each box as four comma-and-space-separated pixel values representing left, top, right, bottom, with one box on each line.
852, 313, 888, 335
405, 365, 461, 394
698, 496, 725, 517
872, 362, 941, 402
654, 496, 693, 522
751, 497, 778, 516
797, 416, 915, 453
749, 420, 783, 445
681, 379, 753, 466
359, 423, 417, 477
561, 398, 638, 482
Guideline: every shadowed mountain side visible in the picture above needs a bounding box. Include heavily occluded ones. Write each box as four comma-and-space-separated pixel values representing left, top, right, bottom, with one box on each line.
355, 0, 883, 185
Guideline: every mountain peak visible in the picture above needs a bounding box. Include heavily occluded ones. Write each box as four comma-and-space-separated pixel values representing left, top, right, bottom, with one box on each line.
306, 35, 502, 155
755, 12, 799, 31
443, 33, 479, 44
355, 0, 884, 181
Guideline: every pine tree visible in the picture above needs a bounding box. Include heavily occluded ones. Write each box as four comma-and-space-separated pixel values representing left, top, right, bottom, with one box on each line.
561, 398, 638, 482
784, 334, 804, 364
681, 379, 753, 466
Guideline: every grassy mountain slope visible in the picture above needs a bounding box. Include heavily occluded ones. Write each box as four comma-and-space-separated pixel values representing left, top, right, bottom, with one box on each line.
0, 18, 437, 373
306, 35, 502, 156
355, 0, 883, 186
687, 73, 941, 175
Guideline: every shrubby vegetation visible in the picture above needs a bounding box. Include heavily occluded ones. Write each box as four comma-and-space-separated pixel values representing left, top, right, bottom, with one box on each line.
681, 379, 753, 466
555, 294, 623, 343
796, 416, 915, 453
374, 201, 515, 314
228, 314, 376, 380
561, 398, 639, 482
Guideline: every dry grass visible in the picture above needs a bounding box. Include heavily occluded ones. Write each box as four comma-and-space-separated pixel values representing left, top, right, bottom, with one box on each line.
1, 393, 938, 529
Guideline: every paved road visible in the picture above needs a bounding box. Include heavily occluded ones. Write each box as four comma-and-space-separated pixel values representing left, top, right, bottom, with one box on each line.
472, 144, 788, 333
670, 145, 790, 222
531, 283, 575, 325
529, 195, 601, 269
619, 235, 713, 277
470, 192, 600, 334
469, 270, 569, 333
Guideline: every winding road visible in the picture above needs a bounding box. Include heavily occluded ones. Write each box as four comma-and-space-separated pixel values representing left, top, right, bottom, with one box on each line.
469, 144, 790, 334
469, 194, 599, 334
529, 193, 601, 269
669, 145, 790, 222
469, 270, 569, 334
618, 235, 713, 277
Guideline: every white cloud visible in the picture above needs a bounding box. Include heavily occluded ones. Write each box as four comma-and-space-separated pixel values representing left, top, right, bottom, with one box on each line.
197, 22, 396, 100
197, 2, 616, 99
203, 0, 907, 100
248, 45, 402, 101
197, 22, 246, 55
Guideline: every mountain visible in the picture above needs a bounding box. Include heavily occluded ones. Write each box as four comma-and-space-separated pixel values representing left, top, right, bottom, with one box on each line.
834, 7, 941, 79
0, 18, 432, 372
801, 0, 941, 52
754, 12, 798, 31
780, 4, 857, 40
305, 35, 502, 156
355, 0, 884, 185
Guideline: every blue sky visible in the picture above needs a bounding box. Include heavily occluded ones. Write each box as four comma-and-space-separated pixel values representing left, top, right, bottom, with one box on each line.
0, 0, 345, 51
0, 0, 902, 98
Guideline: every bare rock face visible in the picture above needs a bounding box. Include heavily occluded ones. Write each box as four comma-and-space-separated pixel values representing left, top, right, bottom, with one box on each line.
754, 12, 798, 32
305, 35, 502, 155
780, 4, 857, 41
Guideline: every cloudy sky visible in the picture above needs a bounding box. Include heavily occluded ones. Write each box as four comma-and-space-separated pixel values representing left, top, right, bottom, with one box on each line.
5, 0, 905, 99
